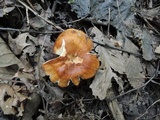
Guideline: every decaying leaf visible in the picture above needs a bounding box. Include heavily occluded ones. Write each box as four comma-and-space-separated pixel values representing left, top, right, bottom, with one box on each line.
22, 93, 41, 120
90, 27, 146, 100
3, 7, 15, 16
0, 36, 37, 82
145, 63, 156, 77
14, 69, 35, 91
90, 27, 125, 100
8, 33, 37, 56
0, 0, 15, 17
141, 30, 155, 61
8, 33, 38, 79
8, 33, 29, 55
155, 45, 160, 54
90, 63, 117, 100
30, 7, 52, 30
38, 35, 53, 53
122, 34, 140, 55
19, 53, 33, 72
0, 37, 23, 68
125, 56, 145, 88
0, 65, 18, 81
142, 6, 160, 21
140, 6, 160, 31
15, 69, 35, 80
70, 0, 136, 32
69, 0, 90, 18
92, 27, 126, 74
0, 84, 29, 116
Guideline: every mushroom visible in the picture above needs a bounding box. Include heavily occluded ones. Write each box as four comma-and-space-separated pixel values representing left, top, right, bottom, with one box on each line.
42, 28, 99, 87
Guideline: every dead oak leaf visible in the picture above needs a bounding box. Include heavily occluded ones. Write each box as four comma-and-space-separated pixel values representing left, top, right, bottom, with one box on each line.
8, 33, 30, 55
0, 84, 29, 116
0, 36, 23, 68
8, 33, 37, 55
125, 56, 145, 88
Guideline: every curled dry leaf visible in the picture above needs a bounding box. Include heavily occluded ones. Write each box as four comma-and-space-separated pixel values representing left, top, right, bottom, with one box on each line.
42, 28, 99, 87
0, 84, 29, 116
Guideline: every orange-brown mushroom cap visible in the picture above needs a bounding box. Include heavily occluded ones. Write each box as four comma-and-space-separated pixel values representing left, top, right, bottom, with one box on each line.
42, 28, 99, 87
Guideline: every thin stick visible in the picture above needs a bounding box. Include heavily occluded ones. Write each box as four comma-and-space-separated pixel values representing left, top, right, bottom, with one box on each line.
0, 27, 61, 34
37, 35, 47, 90
62, 15, 88, 24
93, 40, 142, 57
17, 0, 64, 31
107, 7, 110, 36
151, 80, 160, 86
51, 0, 57, 16
26, 7, 29, 25
143, 18, 160, 35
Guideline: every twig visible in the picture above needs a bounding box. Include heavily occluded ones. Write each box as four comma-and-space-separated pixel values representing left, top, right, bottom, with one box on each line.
144, 114, 160, 120
26, 0, 35, 10
151, 80, 160, 86
143, 17, 160, 35
0, 27, 61, 34
26, 7, 29, 25
62, 15, 88, 24
107, 60, 160, 102
116, 0, 120, 15
36, 35, 52, 119
93, 40, 142, 57
51, 0, 57, 17
84, 18, 109, 27
107, 7, 110, 36
135, 8, 160, 35
17, 0, 64, 31
37, 35, 47, 92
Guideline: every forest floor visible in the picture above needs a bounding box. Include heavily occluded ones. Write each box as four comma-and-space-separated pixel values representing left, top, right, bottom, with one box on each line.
0, 0, 160, 120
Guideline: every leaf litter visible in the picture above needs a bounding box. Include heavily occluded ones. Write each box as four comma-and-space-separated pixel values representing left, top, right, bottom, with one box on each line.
90, 27, 125, 100
0, 0, 160, 119
0, 83, 29, 116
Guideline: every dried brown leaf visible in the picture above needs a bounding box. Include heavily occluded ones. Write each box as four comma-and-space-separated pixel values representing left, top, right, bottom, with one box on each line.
90, 27, 125, 100
8, 33, 37, 56
125, 56, 145, 88
0, 65, 17, 80
0, 84, 29, 116
8, 33, 30, 55
0, 37, 23, 68
142, 30, 155, 61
